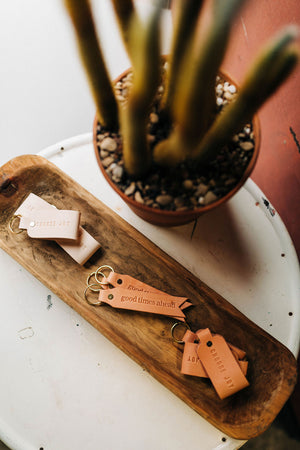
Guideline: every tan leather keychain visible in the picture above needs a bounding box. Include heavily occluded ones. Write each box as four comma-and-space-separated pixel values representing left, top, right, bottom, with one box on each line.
19, 209, 80, 240
172, 324, 249, 399
196, 328, 249, 399
85, 265, 192, 321
85, 266, 250, 399
10, 193, 101, 264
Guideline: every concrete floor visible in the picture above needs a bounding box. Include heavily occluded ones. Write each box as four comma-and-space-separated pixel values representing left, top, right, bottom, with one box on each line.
0, 402, 299, 450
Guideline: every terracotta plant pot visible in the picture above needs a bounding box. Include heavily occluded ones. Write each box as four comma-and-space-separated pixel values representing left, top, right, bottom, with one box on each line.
93, 69, 261, 227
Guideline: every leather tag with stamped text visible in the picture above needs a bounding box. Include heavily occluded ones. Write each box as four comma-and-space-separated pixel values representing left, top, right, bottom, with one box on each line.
181, 329, 248, 377
180, 329, 208, 377
15, 193, 100, 264
181, 342, 209, 377
19, 209, 80, 240
98, 284, 190, 321
102, 272, 192, 319
196, 329, 249, 399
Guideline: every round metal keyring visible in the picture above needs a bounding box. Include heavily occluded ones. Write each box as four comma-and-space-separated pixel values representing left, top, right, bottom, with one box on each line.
171, 322, 191, 344
84, 284, 103, 306
94, 265, 114, 285
8, 215, 24, 234
86, 271, 105, 291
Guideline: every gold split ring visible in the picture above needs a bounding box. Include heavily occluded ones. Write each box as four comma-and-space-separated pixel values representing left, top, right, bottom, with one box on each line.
8, 215, 23, 234
94, 264, 114, 284
86, 271, 105, 290
84, 284, 103, 306
171, 322, 191, 344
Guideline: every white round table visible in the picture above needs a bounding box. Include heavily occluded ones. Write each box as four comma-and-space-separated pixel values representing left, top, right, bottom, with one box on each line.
0, 133, 299, 450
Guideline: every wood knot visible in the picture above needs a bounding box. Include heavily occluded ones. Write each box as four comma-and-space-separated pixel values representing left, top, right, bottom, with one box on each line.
0, 177, 18, 196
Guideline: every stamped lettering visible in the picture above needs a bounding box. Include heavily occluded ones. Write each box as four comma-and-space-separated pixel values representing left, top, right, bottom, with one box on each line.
19, 209, 80, 240
98, 279, 191, 321
15, 193, 101, 264
196, 329, 249, 399
181, 342, 208, 378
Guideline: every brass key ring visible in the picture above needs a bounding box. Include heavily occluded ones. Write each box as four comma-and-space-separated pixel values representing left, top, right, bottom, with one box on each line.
86, 271, 105, 291
8, 215, 24, 234
94, 264, 114, 284
171, 322, 191, 344
84, 284, 103, 306
85, 264, 115, 305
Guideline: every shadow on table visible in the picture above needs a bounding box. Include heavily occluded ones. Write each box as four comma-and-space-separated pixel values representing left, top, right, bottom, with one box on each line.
166, 200, 264, 287
243, 401, 300, 450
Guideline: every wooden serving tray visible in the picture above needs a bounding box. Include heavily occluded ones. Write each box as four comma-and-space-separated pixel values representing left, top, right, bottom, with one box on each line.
0, 155, 297, 440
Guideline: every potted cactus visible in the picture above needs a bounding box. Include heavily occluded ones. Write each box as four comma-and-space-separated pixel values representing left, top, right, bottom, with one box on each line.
64, 0, 299, 226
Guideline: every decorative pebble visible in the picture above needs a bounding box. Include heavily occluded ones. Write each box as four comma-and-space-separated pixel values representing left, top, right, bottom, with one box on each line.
102, 156, 114, 168
228, 84, 236, 94
174, 196, 185, 208
240, 141, 254, 151
183, 179, 194, 190
147, 134, 155, 143
124, 182, 136, 196
150, 113, 159, 123
100, 137, 117, 152
156, 195, 173, 206
203, 191, 218, 205
100, 150, 109, 159
108, 162, 116, 172
112, 165, 124, 182
216, 97, 223, 106
134, 191, 144, 204
224, 91, 234, 100
195, 183, 209, 196
123, 81, 132, 89
224, 178, 236, 186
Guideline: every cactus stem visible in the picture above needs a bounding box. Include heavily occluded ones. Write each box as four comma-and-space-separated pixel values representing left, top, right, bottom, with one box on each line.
121, 2, 161, 176
64, 0, 119, 130
111, 0, 136, 58
162, 0, 204, 116
192, 26, 299, 164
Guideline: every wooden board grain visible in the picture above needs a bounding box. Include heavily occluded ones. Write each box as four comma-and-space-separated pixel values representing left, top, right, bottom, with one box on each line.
0, 155, 297, 439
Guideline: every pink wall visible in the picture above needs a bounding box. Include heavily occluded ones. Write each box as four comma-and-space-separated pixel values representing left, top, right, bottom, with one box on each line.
172, 0, 300, 258
221, 0, 300, 259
